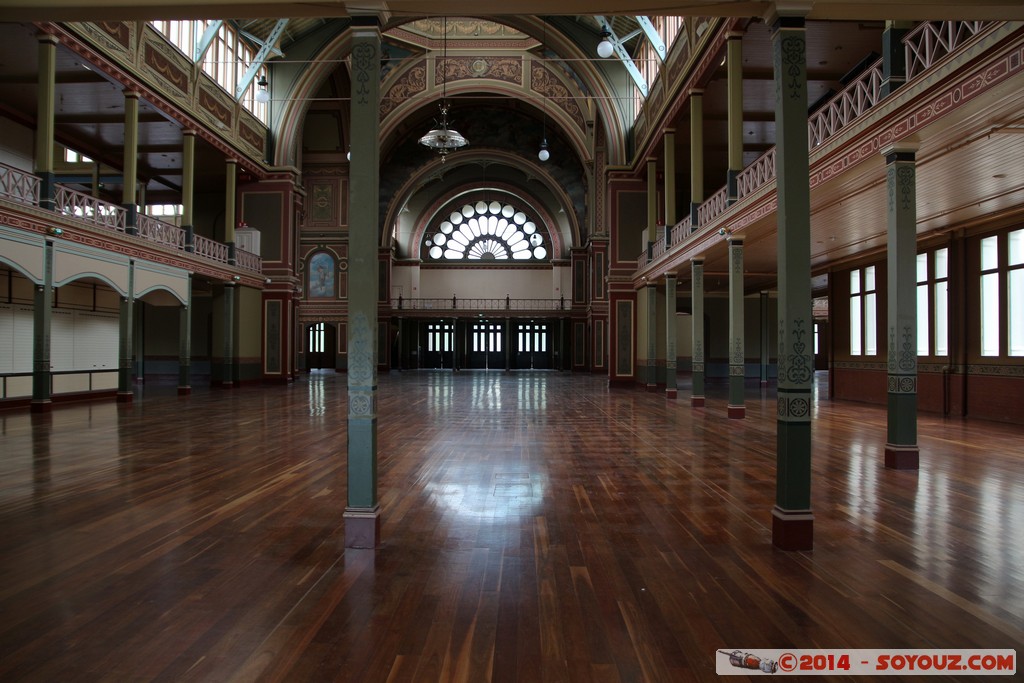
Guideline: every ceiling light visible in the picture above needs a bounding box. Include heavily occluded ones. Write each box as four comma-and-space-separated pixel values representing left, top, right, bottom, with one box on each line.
255, 76, 270, 104
597, 28, 614, 59
419, 18, 468, 161
538, 139, 550, 162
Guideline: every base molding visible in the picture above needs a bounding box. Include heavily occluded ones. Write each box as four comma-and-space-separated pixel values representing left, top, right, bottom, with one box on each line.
116, 391, 134, 403
344, 505, 381, 549
30, 399, 52, 413
772, 506, 814, 551
727, 404, 746, 419
177, 386, 192, 395
645, 383, 658, 393
665, 389, 677, 399
691, 396, 705, 408
885, 444, 920, 470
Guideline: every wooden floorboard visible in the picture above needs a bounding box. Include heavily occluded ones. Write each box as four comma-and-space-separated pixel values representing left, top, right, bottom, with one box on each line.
0, 371, 1022, 681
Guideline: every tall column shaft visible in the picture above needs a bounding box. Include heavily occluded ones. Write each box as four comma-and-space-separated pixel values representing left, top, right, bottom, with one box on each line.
117, 262, 135, 401
689, 90, 704, 226
345, 19, 382, 549
665, 274, 678, 399
760, 290, 770, 385
691, 258, 705, 407
31, 241, 54, 412
727, 33, 743, 202
881, 21, 914, 97
645, 285, 658, 390
35, 35, 57, 210
646, 159, 658, 252
122, 91, 139, 232
182, 131, 196, 252
885, 147, 920, 469
771, 16, 814, 551
222, 283, 236, 387
728, 237, 745, 418
224, 159, 237, 259
178, 277, 192, 395
663, 130, 676, 231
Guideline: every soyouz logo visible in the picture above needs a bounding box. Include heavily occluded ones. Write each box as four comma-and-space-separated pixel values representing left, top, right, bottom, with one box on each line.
716, 649, 1016, 676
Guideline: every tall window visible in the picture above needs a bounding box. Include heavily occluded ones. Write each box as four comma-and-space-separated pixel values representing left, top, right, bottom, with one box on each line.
427, 323, 452, 352
308, 323, 325, 353
978, 229, 1024, 357
472, 323, 502, 352
850, 265, 877, 356
917, 247, 949, 356
518, 323, 547, 352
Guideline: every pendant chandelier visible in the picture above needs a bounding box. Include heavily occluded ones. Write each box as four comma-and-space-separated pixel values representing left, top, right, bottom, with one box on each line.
419, 17, 468, 161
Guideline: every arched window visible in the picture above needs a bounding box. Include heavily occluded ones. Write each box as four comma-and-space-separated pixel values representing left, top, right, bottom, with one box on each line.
423, 201, 548, 262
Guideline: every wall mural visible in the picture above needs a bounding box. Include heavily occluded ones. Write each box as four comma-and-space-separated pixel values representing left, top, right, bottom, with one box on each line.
308, 251, 335, 298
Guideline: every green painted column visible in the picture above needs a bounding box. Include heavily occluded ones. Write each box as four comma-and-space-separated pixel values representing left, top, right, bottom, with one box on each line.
345, 17, 382, 549
690, 258, 705, 407
881, 21, 914, 98
884, 145, 920, 469
728, 237, 745, 419
35, 34, 57, 211
760, 290, 770, 385
663, 130, 676, 232
122, 91, 139, 233
727, 32, 744, 203
178, 276, 192, 395
689, 90, 704, 226
771, 14, 814, 551
645, 285, 658, 391
117, 262, 135, 402
225, 159, 237, 263
222, 282, 236, 387
665, 273, 678, 399
182, 130, 196, 252
31, 241, 54, 412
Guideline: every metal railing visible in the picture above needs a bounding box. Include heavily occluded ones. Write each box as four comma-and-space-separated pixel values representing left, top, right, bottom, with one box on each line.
192, 234, 230, 264
808, 58, 884, 148
905, 21, 991, 79
637, 20, 998, 272
54, 185, 126, 232
392, 297, 568, 312
137, 213, 186, 250
234, 247, 262, 272
0, 162, 40, 206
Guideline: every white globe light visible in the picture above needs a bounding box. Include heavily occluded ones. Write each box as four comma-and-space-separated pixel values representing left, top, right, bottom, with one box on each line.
255, 88, 271, 104
597, 37, 614, 59
538, 147, 550, 161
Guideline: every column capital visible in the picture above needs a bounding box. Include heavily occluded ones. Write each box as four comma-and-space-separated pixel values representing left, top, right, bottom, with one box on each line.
881, 138, 920, 158
765, 1, 812, 27
727, 235, 745, 246
726, 30, 746, 40
691, 257, 705, 265
37, 32, 59, 45
688, 87, 704, 97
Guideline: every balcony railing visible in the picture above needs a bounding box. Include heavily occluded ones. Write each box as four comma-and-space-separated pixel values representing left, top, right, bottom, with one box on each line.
637, 20, 998, 272
137, 213, 186, 250
808, 58, 884, 148
905, 21, 991, 79
0, 163, 39, 206
392, 297, 568, 312
0, 161, 261, 274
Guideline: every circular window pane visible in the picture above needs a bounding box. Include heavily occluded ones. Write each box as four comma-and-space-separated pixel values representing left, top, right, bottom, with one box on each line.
488, 201, 501, 214
529, 233, 543, 247
434, 233, 447, 245
450, 212, 463, 224
523, 221, 536, 234
533, 246, 547, 259
429, 245, 443, 259
461, 204, 475, 217
440, 221, 453, 234
475, 200, 487, 213
501, 204, 514, 218
513, 211, 527, 225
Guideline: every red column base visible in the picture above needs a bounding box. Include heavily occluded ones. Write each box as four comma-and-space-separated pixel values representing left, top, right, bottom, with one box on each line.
344, 506, 381, 549
116, 391, 134, 403
177, 386, 192, 395
691, 396, 705, 408
645, 383, 658, 393
728, 404, 746, 419
884, 444, 919, 470
772, 507, 813, 551
665, 389, 677, 399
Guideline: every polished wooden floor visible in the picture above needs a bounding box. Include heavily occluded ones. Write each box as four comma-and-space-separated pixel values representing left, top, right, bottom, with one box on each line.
0, 372, 1022, 682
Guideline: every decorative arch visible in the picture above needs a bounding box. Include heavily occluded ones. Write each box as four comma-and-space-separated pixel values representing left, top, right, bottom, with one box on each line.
53, 272, 128, 297
382, 148, 581, 257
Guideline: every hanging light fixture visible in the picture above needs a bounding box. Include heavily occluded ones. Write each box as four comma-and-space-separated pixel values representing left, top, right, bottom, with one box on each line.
597, 26, 614, 59
538, 20, 550, 162
255, 75, 270, 104
419, 17, 468, 161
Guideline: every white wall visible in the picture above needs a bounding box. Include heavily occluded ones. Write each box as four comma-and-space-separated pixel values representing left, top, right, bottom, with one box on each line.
0, 117, 34, 170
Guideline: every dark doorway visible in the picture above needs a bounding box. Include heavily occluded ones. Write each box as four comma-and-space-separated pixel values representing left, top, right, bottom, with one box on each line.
306, 322, 336, 370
